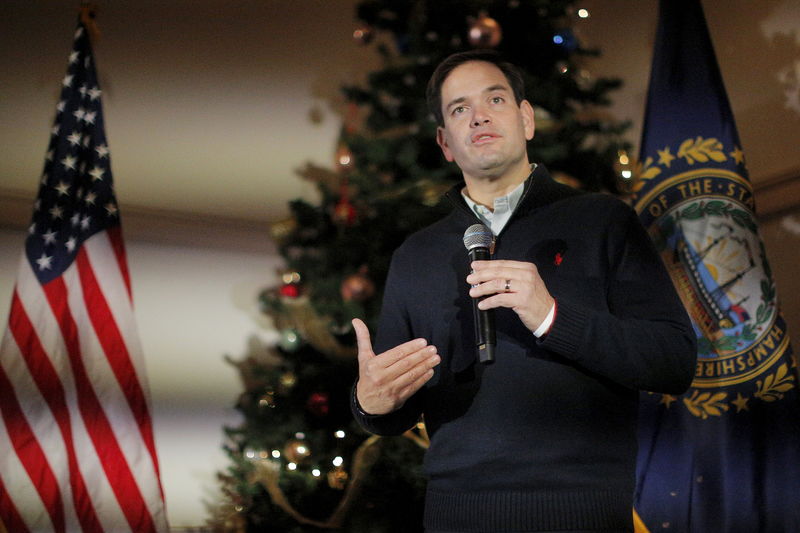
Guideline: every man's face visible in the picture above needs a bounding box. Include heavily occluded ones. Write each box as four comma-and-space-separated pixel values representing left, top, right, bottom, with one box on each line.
436, 61, 535, 181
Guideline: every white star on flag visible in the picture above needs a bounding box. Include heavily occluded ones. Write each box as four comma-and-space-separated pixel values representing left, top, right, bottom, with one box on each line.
62, 74, 73, 87
89, 166, 105, 181
105, 202, 118, 217
35, 253, 53, 270
88, 87, 102, 100
85, 191, 97, 205
70, 213, 81, 227
67, 131, 82, 146
84, 111, 96, 124
61, 155, 77, 170
80, 215, 91, 230
69, 50, 79, 63
54, 181, 70, 196
49, 205, 64, 219
42, 230, 58, 246
65, 237, 77, 253
95, 144, 109, 158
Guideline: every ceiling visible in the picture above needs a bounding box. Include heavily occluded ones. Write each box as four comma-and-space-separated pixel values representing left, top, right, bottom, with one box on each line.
2, 0, 798, 251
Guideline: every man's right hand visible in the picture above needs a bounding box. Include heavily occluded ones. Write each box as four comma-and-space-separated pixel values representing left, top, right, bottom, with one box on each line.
353, 318, 440, 415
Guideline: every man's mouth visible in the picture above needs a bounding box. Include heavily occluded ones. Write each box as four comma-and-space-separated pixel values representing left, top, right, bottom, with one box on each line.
472, 133, 498, 144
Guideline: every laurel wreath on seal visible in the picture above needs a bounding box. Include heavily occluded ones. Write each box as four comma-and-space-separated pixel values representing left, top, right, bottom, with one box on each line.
632, 136, 729, 193
677, 362, 797, 418
682, 390, 729, 419
677, 136, 727, 165
755, 363, 796, 402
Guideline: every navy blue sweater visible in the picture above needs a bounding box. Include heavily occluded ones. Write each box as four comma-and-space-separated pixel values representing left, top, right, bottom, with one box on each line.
353, 165, 696, 532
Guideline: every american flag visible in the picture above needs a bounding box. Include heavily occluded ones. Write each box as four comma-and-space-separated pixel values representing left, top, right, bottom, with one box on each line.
0, 20, 168, 533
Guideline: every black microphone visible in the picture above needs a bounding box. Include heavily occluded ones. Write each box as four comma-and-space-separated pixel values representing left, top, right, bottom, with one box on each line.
463, 224, 496, 364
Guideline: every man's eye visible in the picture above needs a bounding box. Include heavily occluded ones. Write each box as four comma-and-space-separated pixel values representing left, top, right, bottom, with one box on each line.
452, 106, 466, 115
491, 96, 504, 104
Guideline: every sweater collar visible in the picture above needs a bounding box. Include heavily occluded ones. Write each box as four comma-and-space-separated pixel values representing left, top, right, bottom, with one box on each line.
445, 163, 577, 221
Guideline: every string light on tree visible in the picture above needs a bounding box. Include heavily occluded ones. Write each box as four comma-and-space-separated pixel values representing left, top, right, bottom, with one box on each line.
278, 328, 302, 352
617, 150, 633, 180
279, 271, 302, 298
552, 28, 578, 51
335, 144, 354, 172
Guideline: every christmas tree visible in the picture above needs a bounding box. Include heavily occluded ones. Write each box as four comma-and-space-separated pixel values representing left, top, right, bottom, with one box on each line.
211, 1, 630, 531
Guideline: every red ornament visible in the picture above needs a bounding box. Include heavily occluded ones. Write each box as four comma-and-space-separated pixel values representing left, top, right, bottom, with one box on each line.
279, 284, 300, 298
333, 198, 357, 226
333, 179, 357, 226
306, 392, 330, 417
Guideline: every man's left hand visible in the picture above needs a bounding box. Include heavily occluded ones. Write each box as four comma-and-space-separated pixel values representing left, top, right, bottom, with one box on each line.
466, 260, 555, 334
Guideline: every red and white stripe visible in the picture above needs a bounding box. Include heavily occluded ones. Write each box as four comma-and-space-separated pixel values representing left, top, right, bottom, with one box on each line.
0, 229, 167, 532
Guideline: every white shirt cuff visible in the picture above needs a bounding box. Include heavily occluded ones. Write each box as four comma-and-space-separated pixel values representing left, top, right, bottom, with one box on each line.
533, 301, 556, 338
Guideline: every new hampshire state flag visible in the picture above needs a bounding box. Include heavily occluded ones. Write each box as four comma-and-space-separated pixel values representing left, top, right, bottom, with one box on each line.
632, 0, 800, 531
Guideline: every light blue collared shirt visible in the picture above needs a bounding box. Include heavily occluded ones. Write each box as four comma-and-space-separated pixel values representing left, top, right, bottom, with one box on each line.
461, 179, 526, 236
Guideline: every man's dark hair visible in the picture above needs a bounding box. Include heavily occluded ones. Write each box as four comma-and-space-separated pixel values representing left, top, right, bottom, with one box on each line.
426, 49, 526, 127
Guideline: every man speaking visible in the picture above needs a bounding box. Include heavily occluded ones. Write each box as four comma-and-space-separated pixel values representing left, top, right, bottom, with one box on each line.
351, 50, 697, 533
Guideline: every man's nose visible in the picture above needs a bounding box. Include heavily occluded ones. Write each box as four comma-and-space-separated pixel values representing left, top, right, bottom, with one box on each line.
471, 106, 491, 127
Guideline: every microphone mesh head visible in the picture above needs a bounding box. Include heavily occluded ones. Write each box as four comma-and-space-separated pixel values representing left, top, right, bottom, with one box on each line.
463, 223, 493, 251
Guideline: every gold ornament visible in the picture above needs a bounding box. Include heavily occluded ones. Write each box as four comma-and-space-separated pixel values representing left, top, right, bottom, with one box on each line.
468, 12, 502, 48
552, 171, 582, 190
271, 296, 357, 359
258, 390, 276, 408
340, 269, 375, 303
531, 106, 558, 133
284, 439, 312, 463
269, 217, 297, 244
327, 466, 349, 490
279, 371, 297, 391
352, 25, 374, 45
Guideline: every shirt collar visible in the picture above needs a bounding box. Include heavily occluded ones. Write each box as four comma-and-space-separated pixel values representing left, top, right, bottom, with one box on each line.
460, 164, 535, 234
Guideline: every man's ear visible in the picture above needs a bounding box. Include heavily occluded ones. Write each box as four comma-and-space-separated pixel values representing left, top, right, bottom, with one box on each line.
521, 100, 535, 141
436, 126, 455, 162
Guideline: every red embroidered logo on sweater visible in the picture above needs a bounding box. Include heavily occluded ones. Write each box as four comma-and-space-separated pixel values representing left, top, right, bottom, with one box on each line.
554, 252, 563, 265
